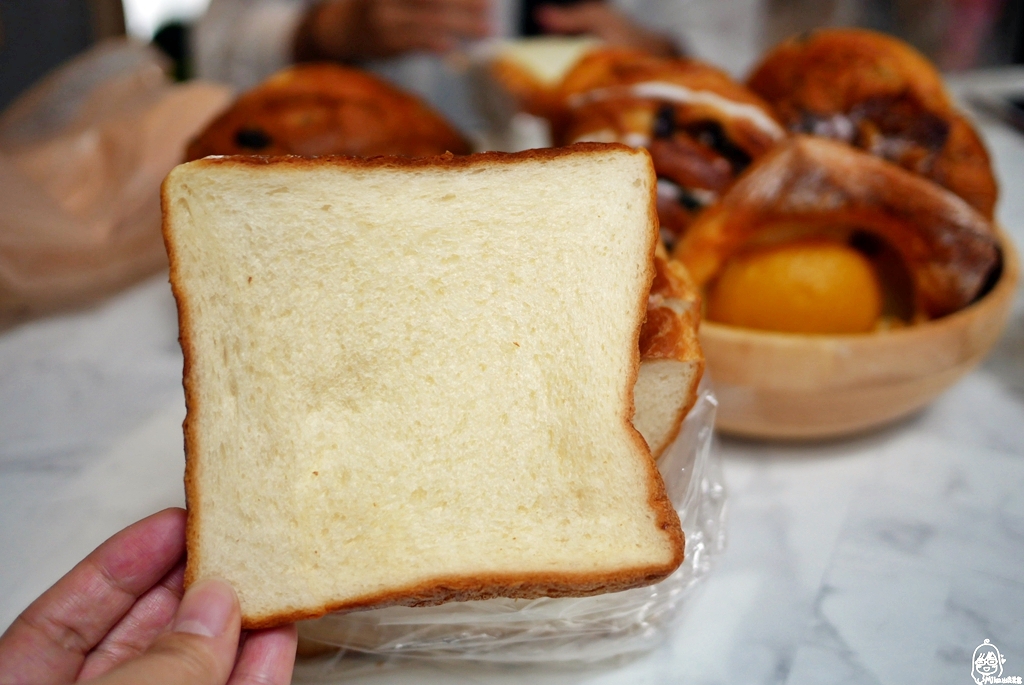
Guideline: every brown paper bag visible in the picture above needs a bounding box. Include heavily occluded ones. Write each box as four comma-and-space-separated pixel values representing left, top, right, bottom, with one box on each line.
0, 39, 232, 326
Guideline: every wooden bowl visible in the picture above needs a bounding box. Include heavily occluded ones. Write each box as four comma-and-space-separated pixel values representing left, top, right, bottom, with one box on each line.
701, 231, 1019, 440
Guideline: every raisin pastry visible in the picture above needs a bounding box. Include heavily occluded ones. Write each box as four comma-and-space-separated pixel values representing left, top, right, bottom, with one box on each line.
553, 49, 786, 246
186, 64, 470, 161
748, 28, 997, 219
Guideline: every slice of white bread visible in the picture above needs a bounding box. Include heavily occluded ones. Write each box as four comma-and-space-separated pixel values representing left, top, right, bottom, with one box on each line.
162, 144, 685, 629
635, 250, 704, 458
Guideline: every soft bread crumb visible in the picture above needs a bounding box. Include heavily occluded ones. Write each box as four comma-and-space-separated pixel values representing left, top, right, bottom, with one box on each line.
163, 145, 684, 628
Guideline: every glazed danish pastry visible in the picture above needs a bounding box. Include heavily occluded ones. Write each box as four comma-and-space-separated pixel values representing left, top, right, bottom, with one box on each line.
186, 64, 470, 161
554, 50, 785, 244
748, 28, 997, 219
674, 136, 1001, 321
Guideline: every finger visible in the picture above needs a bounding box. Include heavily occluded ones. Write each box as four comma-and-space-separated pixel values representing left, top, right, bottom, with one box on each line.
87, 578, 241, 685
403, 8, 490, 44
437, 6, 492, 38
375, 19, 456, 55
380, 7, 488, 47
407, 0, 489, 19
376, 0, 489, 36
0, 508, 186, 684
77, 562, 186, 680
226, 625, 297, 685
535, 3, 600, 34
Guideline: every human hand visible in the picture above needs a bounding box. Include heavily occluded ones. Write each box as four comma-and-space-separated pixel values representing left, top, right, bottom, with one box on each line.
535, 2, 680, 57
296, 0, 491, 62
0, 508, 296, 685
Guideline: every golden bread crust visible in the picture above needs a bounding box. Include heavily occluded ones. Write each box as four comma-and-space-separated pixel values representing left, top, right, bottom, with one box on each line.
243, 564, 680, 629
163, 143, 684, 630
184, 140, 634, 170
160, 178, 201, 591
673, 136, 1000, 319
748, 28, 997, 218
185, 63, 470, 161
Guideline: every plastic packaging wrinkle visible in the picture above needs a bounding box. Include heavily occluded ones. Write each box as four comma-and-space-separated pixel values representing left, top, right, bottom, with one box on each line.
296, 385, 726, 667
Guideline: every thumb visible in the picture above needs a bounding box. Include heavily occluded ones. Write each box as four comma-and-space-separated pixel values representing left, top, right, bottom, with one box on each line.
91, 579, 242, 685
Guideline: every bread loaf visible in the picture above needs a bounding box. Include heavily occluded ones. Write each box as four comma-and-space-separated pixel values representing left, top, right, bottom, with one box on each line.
162, 144, 685, 629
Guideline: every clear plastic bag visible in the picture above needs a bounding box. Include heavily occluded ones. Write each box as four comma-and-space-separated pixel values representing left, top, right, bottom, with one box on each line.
296, 385, 726, 669
0, 39, 231, 326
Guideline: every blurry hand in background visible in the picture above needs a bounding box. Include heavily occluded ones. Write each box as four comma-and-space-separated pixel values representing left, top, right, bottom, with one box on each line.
296, 0, 492, 61
535, 2, 679, 57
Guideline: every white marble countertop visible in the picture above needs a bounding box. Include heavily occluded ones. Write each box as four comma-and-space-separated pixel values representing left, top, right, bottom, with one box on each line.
2, 76, 1023, 684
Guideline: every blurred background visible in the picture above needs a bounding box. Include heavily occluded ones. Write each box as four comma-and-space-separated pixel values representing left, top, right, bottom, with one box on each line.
2, 0, 1023, 111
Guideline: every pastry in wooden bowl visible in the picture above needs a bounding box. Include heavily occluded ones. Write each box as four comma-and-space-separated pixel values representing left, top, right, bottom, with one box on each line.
748, 28, 997, 219
673, 136, 1012, 438
553, 49, 786, 246
186, 63, 470, 161
676, 136, 1000, 320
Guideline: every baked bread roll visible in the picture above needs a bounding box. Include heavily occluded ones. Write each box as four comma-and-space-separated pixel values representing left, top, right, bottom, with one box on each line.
674, 136, 1001, 320
185, 63, 470, 161
553, 49, 785, 244
162, 144, 684, 629
485, 36, 602, 120
748, 28, 998, 219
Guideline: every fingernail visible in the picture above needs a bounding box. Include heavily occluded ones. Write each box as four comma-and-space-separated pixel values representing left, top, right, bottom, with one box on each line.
173, 578, 237, 638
